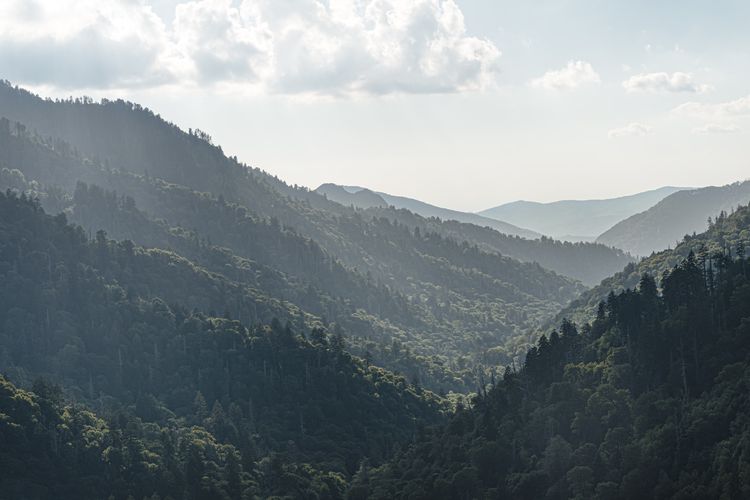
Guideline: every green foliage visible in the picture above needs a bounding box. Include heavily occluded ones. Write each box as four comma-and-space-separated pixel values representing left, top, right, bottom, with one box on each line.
363, 248, 750, 499
558, 202, 750, 328
366, 207, 633, 286
0, 191, 445, 498
0, 87, 586, 392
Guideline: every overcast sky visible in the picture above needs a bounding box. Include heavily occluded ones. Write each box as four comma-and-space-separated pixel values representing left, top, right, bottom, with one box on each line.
1, 0, 749, 211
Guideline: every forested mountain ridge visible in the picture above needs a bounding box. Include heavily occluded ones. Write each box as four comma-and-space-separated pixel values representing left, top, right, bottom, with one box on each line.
0, 82, 594, 391
0, 190, 446, 499
1, 81, 748, 500
316, 184, 391, 211
556, 202, 750, 327
315, 183, 542, 240
596, 181, 750, 256
315, 182, 633, 286
0, 80, 631, 286
0, 123, 583, 392
363, 206, 633, 287
479, 186, 685, 242
359, 244, 750, 499
318, 184, 636, 286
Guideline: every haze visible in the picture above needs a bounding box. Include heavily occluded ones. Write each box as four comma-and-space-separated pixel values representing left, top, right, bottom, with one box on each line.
1, 0, 749, 211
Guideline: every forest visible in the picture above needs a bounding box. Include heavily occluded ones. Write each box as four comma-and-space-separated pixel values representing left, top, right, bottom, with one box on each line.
0, 81, 596, 392
2, 79, 750, 499
359, 242, 750, 499
0, 191, 445, 499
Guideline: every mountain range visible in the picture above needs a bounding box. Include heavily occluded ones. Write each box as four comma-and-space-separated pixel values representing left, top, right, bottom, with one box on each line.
3, 80, 750, 499
0, 81, 596, 394
478, 186, 686, 241
315, 183, 633, 285
316, 183, 541, 239
323, 180, 750, 261
359, 202, 750, 499
596, 180, 750, 255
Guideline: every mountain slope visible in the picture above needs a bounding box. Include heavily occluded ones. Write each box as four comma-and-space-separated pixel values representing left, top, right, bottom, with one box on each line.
480, 186, 685, 241
313, 183, 633, 285
0, 82, 632, 288
362, 246, 750, 499
556, 201, 750, 327
363, 207, 633, 287
0, 85, 586, 391
316, 183, 390, 210
0, 190, 445, 498
316, 183, 541, 239
596, 181, 750, 256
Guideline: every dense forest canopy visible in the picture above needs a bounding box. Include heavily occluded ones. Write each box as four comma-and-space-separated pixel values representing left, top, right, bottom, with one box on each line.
359, 242, 750, 499
2, 79, 750, 500
557, 202, 750, 328
0, 82, 601, 392
0, 191, 445, 499
0, 80, 632, 285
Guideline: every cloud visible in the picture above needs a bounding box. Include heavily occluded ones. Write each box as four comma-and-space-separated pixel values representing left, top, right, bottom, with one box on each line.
622, 72, 711, 94
692, 123, 741, 135
530, 60, 600, 91
608, 122, 652, 138
0, 0, 502, 96
674, 95, 750, 118
0, 0, 175, 89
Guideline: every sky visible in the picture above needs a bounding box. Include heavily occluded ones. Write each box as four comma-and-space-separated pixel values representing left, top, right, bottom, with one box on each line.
1, 0, 749, 212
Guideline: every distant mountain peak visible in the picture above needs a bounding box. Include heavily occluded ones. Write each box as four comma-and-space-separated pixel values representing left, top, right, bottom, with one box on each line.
314, 182, 541, 239
316, 183, 388, 209
596, 180, 750, 256
479, 186, 689, 240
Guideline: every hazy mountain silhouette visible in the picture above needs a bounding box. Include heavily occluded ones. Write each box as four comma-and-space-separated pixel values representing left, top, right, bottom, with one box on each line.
596, 180, 750, 256
316, 183, 541, 239
479, 186, 686, 241
314, 182, 634, 285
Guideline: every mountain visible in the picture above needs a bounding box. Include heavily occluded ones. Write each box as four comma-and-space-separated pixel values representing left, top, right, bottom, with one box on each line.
0, 123, 580, 394
315, 183, 541, 239
314, 183, 633, 285
0, 190, 445, 499
479, 186, 686, 241
554, 201, 750, 330
596, 181, 750, 256
316, 183, 390, 210
0, 81, 588, 392
363, 208, 634, 286
360, 230, 750, 499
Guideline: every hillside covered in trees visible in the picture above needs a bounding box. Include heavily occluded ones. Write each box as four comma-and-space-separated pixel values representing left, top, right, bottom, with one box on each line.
0, 120, 581, 393
315, 183, 542, 240
3, 79, 750, 500
0, 191, 446, 499
359, 243, 750, 499
0, 81, 618, 392
314, 183, 633, 286
557, 203, 750, 327
0, 80, 631, 287
596, 182, 750, 256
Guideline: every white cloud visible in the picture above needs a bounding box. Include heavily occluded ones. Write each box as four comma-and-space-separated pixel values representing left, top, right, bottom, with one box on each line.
674, 95, 750, 118
692, 123, 741, 135
608, 122, 652, 138
622, 72, 711, 94
0, 0, 501, 96
171, 0, 273, 85
530, 60, 600, 91
0, 0, 175, 88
